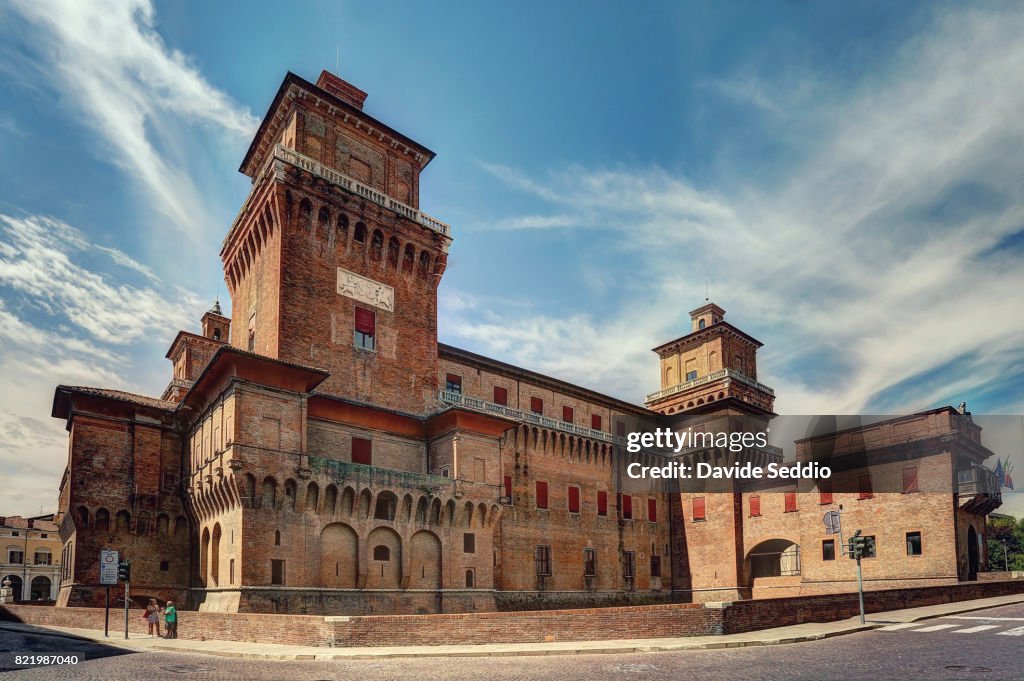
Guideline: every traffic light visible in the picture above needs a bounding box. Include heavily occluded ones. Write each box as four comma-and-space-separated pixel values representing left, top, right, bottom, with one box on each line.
849, 535, 867, 559
117, 560, 131, 582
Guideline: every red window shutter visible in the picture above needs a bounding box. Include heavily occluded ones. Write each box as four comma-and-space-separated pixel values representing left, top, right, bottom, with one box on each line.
785, 492, 797, 512
354, 307, 375, 334
647, 498, 657, 523
504, 475, 512, 499
536, 481, 548, 509
530, 397, 543, 414
622, 494, 633, 519
692, 497, 706, 521
597, 490, 608, 516
859, 474, 873, 499
591, 414, 602, 431
902, 467, 919, 493
351, 437, 372, 465
750, 495, 761, 517
493, 386, 508, 405
819, 482, 833, 505
446, 373, 461, 389
562, 405, 574, 423
568, 486, 580, 513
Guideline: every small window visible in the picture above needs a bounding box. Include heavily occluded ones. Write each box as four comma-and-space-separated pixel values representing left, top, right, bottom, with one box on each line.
902, 467, 919, 494
568, 486, 581, 514
40, 534, 47, 539
692, 496, 706, 521
597, 490, 608, 517
650, 555, 662, 578
445, 373, 462, 394
33, 551, 51, 565
354, 307, 376, 351
686, 370, 698, 381
9, 550, 23, 564
906, 531, 922, 556
562, 405, 574, 423
530, 397, 543, 414
247, 329, 255, 352
352, 437, 372, 465
373, 545, 390, 561
441, 466, 450, 478
819, 482, 833, 505
493, 386, 508, 405
464, 533, 476, 553
591, 414, 602, 431
229, 559, 235, 585
503, 475, 512, 500
584, 548, 596, 577
160, 560, 169, 572
822, 539, 836, 561
858, 474, 873, 500
353, 222, 367, 243
535, 545, 552, 576
536, 481, 549, 510
862, 535, 877, 558
623, 551, 636, 580
698, 319, 706, 330
213, 328, 221, 341
648, 498, 657, 523
274, 529, 281, 546
271, 559, 286, 585
619, 494, 633, 520
10, 532, 18, 537
465, 569, 475, 588
749, 495, 761, 517
784, 492, 798, 513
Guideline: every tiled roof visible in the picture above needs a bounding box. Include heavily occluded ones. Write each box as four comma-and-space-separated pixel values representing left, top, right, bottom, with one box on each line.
57, 386, 177, 411
0, 516, 59, 532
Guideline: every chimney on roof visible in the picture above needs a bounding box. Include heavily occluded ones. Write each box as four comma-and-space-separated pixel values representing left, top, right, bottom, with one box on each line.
315, 70, 368, 110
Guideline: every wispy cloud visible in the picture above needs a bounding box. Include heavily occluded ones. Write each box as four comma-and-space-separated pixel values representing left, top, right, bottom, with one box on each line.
456, 5, 1024, 414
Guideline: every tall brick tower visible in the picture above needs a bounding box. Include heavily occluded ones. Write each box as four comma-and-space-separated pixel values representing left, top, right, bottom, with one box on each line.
222, 71, 452, 414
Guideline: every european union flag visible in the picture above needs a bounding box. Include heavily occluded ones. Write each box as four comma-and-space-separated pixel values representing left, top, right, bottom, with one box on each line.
994, 459, 1005, 489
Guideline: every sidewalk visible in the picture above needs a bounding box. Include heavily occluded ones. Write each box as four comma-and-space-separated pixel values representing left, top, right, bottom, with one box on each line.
4, 593, 1024, 661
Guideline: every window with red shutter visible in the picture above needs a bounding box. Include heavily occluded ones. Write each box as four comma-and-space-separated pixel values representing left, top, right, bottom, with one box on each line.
568, 486, 580, 513
504, 475, 512, 500
902, 467, 919, 493
530, 397, 543, 414
819, 482, 833, 505
493, 386, 508, 405
351, 437, 372, 465
536, 481, 548, 509
647, 498, 657, 523
621, 494, 633, 520
354, 308, 376, 350
858, 474, 873, 499
785, 492, 797, 512
562, 405, 574, 423
750, 495, 761, 517
591, 414, 602, 431
693, 497, 706, 521
597, 490, 608, 516
445, 373, 462, 394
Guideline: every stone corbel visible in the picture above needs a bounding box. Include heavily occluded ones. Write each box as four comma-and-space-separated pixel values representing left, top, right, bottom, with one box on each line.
297, 467, 312, 480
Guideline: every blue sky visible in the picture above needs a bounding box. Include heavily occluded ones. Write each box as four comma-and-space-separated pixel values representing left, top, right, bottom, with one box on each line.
0, 0, 1022, 515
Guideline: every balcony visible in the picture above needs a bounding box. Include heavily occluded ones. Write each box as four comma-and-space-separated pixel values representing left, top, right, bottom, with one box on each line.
438, 391, 623, 446
306, 456, 497, 501
958, 466, 1002, 515
645, 368, 775, 404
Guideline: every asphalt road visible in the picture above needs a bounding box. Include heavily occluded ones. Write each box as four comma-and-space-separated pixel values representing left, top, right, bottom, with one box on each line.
3, 601, 1024, 680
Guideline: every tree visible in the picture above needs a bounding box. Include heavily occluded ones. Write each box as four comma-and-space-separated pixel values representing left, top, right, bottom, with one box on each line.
987, 515, 1024, 571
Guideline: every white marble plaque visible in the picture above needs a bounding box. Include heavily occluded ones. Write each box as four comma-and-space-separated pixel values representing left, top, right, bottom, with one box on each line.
337, 268, 394, 311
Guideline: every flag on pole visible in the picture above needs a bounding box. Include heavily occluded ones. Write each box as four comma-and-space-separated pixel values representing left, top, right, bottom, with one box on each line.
994, 459, 1005, 489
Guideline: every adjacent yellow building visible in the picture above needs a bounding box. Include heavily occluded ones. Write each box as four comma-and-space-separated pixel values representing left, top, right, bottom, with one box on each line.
1, 514, 61, 602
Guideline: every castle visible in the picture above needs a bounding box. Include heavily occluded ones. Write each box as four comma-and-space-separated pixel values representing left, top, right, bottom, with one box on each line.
50, 71, 1001, 614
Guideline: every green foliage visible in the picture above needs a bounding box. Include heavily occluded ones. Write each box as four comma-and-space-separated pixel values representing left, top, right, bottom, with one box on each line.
987, 516, 1024, 571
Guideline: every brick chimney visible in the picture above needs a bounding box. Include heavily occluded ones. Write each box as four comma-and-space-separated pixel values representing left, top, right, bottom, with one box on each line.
315, 70, 368, 110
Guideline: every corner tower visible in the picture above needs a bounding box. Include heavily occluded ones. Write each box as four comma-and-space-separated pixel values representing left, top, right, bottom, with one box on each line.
221, 71, 451, 414
645, 302, 775, 415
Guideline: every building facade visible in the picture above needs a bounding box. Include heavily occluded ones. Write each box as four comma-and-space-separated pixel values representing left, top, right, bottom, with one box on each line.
50, 70, 1002, 614
1, 515, 61, 602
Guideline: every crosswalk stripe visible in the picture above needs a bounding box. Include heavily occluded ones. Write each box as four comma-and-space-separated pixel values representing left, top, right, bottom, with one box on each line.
953, 625, 1000, 634
913, 624, 959, 632
996, 626, 1024, 636
878, 623, 924, 631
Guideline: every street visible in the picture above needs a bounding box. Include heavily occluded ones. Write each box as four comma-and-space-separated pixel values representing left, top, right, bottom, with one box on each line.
3, 601, 1024, 680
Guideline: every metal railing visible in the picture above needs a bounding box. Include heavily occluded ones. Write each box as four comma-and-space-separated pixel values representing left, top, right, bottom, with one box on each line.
645, 368, 775, 403
958, 466, 1001, 497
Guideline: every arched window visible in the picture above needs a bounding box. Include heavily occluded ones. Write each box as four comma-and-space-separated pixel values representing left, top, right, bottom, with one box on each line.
274, 529, 281, 546
418, 251, 431, 279
373, 545, 390, 561
317, 206, 331, 241
284, 479, 297, 511
374, 492, 397, 521
212, 328, 221, 341
354, 222, 367, 243
698, 318, 706, 330
337, 213, 349, 246
465, 569, 475, 588
76, 506, 89, 529
370, 229, 384, 260
95, 508, 110, 532
299, 199, 313, 231
402, 244, 415, 273
115, 510, 131, 533
387, 237, 400, 268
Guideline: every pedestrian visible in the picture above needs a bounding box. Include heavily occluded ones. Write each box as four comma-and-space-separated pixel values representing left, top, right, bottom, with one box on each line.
145, 598, 161, 637
163, 599, 177, 639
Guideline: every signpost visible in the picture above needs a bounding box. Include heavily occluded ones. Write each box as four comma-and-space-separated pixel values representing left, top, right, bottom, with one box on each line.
824, 505, 866, 624
99, 549, 118, 637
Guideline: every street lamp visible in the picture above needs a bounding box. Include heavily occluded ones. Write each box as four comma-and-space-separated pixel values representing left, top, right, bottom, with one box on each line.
1001, 539, 1009, 572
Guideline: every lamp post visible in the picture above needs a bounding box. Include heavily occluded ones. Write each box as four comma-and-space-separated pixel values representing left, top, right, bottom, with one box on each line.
1001, 539, 1009, 572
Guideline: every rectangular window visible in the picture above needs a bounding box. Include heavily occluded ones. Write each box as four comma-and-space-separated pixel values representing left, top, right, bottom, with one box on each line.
822, 539, 836, 561
34, 552, 51, 565
464, 533, 476, 553
535, 545, 552, 576
647, 498, 658, 523
536, 480, 549, 510
568, 486, 580, 513
562, 405, 574, 423
229, 559, 235, 584
686, 370, 698, 381
351, 437, 372, 465
784, 492, 798, 513
650, 555, 662, 578
271, 559, 286, 585
906, 531, 922, 556
858, 474, 873, 500
493, 386, 508, 405
591, 414, 602, 431
623, 551, 636, 579
530, 396, 543, 414
583, 548, 596, 577
902, 467, 919, 494
620, 494, 633, 520
503, 475, 512, 500
819, 481, 833, 505
749, 495, 761, 517
8, 550, 23, 564
693, 496, 706, 521
597, 490, 608, 517
160, 560, 169, 572
354, 307, 376, 351
445, 373, 462, 394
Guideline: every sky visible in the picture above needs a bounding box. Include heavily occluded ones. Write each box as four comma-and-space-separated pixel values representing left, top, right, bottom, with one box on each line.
0, 0, 1022, 517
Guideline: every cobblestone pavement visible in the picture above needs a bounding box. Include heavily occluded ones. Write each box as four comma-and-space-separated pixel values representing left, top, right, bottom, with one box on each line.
4, 602, 1024, 680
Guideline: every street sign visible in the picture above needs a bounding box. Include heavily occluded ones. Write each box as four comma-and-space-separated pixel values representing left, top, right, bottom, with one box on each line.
99, 549, 119, 585
823, 510, 841, 535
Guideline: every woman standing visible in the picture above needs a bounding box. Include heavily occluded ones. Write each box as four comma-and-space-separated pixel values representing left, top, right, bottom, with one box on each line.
145, 598, 161, 637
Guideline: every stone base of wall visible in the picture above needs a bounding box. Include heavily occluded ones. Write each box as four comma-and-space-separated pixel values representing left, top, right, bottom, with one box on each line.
192, 587, 498, 615
58, 584, 190, 611
493, 590, 673, 612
